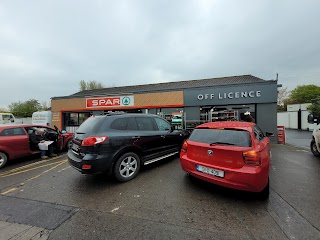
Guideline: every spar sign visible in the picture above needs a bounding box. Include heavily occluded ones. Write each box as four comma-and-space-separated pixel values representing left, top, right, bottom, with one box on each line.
86, 96, 134, 108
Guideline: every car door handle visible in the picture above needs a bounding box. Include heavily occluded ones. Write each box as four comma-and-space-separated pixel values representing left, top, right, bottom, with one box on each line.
161, 135, 166, 138
132, 136, 140, 139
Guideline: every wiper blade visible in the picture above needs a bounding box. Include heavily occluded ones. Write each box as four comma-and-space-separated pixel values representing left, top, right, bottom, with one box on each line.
209, 142, 235, 146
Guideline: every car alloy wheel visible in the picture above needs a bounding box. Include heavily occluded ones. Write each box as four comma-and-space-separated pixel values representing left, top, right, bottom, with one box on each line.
0, 152, 8, 169
114, 152, 140, 182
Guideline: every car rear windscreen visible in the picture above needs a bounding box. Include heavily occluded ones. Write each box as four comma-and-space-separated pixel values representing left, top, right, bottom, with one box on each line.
189, 128, 251, 147
76, 116, 104, 134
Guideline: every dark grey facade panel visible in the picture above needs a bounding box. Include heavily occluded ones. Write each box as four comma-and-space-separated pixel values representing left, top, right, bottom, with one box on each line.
184, 107, 200, 121
184, 83, 278, 106
256, 103, 278, 144
147, 109, 157, 115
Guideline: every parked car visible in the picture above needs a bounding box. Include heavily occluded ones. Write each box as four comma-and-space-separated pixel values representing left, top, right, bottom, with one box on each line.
311, 123, 320, 157
0, 124, 73, 169
171, 114, 182, 124
68, 113, 189, 182
0, 113, 15, 124
180, 121, 273, 199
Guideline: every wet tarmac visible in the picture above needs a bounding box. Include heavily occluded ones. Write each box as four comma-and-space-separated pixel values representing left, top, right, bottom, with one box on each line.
284, 128, 313, 150
0, 142, 320, 240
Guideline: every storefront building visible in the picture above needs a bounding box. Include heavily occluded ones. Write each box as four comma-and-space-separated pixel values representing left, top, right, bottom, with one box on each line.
51, 75, 278, 142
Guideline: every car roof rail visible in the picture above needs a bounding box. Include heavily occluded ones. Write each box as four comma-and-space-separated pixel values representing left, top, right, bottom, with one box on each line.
103, 111, 126, 116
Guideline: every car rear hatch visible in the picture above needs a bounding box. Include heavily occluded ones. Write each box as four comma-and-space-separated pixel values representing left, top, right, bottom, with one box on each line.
71, 116, 105, 157
186, 128, 252, 169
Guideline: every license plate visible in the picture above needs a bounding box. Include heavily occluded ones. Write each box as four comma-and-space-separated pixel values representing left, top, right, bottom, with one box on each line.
196, 165, 224, 178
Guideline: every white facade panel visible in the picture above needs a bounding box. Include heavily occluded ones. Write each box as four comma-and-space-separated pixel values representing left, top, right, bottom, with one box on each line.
288, 112, 298, 129
277, 112, 289, 128
300, 103, 311, 111
301, 111, 310, 130
287, 104, 300, 112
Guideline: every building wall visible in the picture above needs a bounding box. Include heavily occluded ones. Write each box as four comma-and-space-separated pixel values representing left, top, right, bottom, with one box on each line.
277, 103, 312, 131
277, 112, 289, 127
277, 111, 310, 130
184, 107, 200, 120
51, 81, 278, 137
183, 82, 278, 141
51, 91, 183, 129
184, 82, 278, 106
256, 103, 278, 143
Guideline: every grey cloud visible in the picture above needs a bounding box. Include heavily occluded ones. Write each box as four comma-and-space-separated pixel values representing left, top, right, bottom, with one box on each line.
0, 0, 319, 108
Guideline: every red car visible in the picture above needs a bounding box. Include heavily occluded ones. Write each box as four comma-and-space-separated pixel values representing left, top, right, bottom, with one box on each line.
0, 124, 74, 169
180, 121, 273, 199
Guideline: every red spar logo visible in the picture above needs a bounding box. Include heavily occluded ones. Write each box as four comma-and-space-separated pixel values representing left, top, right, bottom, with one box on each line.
86, 97, 121, 108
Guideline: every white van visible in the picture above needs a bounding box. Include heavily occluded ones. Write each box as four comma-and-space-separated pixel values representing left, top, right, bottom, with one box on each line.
31, 111, 52, 126
0, 113, 16, 124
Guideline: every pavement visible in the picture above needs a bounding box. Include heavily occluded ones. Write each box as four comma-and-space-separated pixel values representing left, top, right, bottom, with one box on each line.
0, 221, 51, 240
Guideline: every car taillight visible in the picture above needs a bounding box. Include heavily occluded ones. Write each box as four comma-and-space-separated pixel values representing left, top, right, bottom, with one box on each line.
243, 150, 261, 165
82, 136, 108, 146
181, 141, 188, 153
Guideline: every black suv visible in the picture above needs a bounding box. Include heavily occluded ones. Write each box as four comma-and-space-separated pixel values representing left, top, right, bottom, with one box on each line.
68, 113, 189, 182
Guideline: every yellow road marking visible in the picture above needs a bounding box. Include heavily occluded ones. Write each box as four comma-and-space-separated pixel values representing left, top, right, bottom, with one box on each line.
0, 155, 63, 176
58, 166, 71, 173
0, 160, 68, 178
1, 187, 17, 195
27, 161, 67, 181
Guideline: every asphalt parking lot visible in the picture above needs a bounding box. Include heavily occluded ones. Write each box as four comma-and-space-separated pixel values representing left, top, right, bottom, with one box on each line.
0, 141, 320, 240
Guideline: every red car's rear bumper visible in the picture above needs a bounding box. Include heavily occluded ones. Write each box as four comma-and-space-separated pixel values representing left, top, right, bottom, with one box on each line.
180, 156, 269, 192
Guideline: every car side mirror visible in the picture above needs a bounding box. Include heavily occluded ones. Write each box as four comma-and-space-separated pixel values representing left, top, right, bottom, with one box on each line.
307, 114, 314, 124
266, 132, 274, 137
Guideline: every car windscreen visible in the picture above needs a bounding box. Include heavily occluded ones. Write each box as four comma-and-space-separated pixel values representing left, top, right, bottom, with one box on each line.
76, 116, 104, 134
189, 128, 251, 147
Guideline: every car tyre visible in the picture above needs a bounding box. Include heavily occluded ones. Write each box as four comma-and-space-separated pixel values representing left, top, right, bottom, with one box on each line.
66, 139, 73, 150
310, 139, 320, 157
258, 178, 269, 200
0, 152, 8, 169
113, 152, 140, 182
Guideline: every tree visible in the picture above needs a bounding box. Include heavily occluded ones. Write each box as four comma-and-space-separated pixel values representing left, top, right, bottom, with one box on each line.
9, 99, 42, 117
287, 85, 320, 104
0, 107, 9, 112
40, 101, 50, 111
308, 98, 320, 118
277, 87, 290, 106
79, 80, 105, 91
277, 87, 291, 112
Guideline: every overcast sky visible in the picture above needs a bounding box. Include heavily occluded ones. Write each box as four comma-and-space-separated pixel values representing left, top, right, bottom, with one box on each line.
1, 0, 320, 109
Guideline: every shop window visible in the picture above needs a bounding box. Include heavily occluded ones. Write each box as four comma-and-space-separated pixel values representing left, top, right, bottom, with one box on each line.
65, 113, 90, 127
69, 113, 79, 126
79, 113, 90, 125
200, 105, 256, 123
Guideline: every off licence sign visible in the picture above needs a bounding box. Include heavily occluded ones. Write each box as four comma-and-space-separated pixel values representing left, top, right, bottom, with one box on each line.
86, 96, 134, 108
